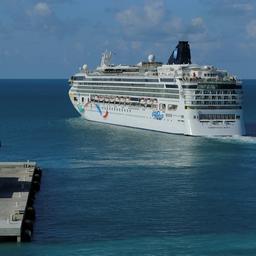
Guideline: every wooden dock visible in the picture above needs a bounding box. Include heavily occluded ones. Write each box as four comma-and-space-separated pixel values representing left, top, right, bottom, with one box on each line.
0, 162, 42, 242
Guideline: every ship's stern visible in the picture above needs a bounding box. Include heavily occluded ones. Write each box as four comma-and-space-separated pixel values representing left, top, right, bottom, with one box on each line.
184, 109, 245, 136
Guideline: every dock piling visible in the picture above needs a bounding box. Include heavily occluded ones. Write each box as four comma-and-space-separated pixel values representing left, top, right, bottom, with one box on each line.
0, 162, 42, 242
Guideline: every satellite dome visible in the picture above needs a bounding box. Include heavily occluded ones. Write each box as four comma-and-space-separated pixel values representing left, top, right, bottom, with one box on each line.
148, 54, 155, 63
82, 64, 88, 70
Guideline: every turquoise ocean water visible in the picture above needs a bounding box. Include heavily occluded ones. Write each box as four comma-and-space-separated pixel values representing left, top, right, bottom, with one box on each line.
0, 79, 256, 255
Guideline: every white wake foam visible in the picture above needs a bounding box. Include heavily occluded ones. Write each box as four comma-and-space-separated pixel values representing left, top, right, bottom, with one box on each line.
212, 135, 256, 144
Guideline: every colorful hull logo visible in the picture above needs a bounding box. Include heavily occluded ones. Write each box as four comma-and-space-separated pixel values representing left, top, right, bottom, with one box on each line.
77, 103, 85, 113
76, 101, 91, 113
84, 102, 90, 110
152, 111, 164, 120
96, 104, 109, 119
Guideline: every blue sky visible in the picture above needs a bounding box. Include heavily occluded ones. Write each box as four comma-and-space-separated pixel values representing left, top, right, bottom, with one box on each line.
0, 0, 256, 78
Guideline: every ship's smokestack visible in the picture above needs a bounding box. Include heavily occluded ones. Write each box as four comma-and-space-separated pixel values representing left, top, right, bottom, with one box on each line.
168, 41, 191, 65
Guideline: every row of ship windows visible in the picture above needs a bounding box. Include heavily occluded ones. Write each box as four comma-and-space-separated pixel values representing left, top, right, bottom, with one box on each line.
75, 95, 158, 103
103, 69, 139, 73
100, 106, 132, 113
186, 106, 242, 110
203, 73, 218, 77
90, 98, 156, 108
183, 84, 242, 90
189, 100, 239, 105
71, 76, 175, 83
194, 90, 241, 95
72, 89, 180, 99
198, 114, 238, 120
96, 105, 177, 113
75, 82, 178, 89
74, 96, 178, 111
92, 100, 178, 111
75, 86, 179, 94
194, 96, 239, 100
76, 82, 164, 88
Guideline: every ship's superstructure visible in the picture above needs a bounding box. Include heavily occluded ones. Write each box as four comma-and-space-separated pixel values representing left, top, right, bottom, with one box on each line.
69, 41, 245, 136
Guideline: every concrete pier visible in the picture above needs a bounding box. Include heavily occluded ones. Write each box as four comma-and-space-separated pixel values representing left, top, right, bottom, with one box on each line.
0, 162, 41, 242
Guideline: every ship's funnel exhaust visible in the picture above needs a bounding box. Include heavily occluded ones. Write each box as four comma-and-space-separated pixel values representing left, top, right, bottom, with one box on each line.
168, 41, 191, 65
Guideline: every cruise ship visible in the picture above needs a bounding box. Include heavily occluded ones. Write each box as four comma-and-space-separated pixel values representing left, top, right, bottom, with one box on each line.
68, 41, 245, 136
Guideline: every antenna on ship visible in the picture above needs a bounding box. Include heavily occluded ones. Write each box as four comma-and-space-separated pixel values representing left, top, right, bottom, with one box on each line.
100, 50, 112, 67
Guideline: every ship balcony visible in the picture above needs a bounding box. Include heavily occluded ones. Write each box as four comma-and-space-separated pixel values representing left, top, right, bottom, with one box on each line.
184, 99, 242, 109
198, 113, 238, 122
180, 77, 241, 84
184, 94, 243, 101
184, 89, 243, 95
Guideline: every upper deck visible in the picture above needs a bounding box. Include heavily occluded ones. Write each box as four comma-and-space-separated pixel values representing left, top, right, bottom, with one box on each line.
70, 50, 239, 86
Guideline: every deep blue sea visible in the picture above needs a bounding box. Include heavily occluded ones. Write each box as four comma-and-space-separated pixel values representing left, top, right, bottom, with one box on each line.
0, 79, 256, 255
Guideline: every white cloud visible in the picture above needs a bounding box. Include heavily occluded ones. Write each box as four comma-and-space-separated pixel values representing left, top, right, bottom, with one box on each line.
116, 0, 165, 32
144, 0, 165, 25
116, 1, 207, 43
33, 2, 52, 16
200, 0, 255, 17
21, 2, 81, 38
246, 20, 256, 38
192, 17, 204, 28
189, 17, 207, 37
116, 8, 140, 27
232, 3, 254, 12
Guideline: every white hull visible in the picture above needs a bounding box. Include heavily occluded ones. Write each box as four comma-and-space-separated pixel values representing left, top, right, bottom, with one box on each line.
71, 99, 245, 136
